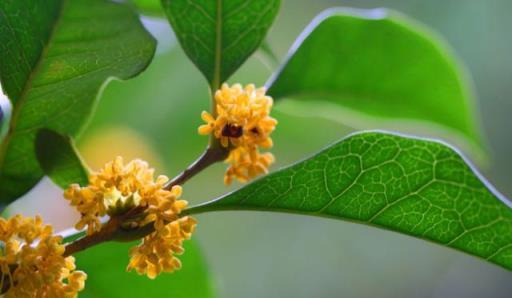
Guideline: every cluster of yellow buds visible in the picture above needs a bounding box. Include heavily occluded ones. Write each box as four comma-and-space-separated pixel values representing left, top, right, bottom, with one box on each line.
199, 83, 278, 184
0, 215, 86, 297
2, 83, 278, 292
127, 216, 196, 278
64, 157, 196, 279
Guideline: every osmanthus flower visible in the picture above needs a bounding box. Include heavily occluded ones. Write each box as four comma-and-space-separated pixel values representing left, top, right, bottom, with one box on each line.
0, 215, 86, 297
224, 146, 275, 185
127, 216, 196, 279
64, 157, 197, 278
199, 83, 278, 184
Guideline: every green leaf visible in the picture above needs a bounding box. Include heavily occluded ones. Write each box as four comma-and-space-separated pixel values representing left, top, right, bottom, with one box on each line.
35, 129, 89, 188
268, 8, 483, 157
0, 0, 156, 203
76, 239, 215, 298
130, 0, 163, 17
186, 131, 512, 270
258, 39, 279, 69
161, 0, 281, 88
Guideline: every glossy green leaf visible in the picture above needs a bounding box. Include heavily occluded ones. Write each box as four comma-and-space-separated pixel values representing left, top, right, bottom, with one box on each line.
0, 0, 60, 104
161, 0, 280, 88
35, 129, 89, 188
268, 8, 483, 157
0, 0, 156, 203
76, 239, 215, 298
186, 131, 512, 270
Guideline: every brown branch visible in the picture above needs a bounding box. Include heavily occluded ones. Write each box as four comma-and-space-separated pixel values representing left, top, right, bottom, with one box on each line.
112, 146, 229, 242
164, 145, 227, 190
62, 145, 228, 257
1, 144, 227, 294
63, 217, 120, 257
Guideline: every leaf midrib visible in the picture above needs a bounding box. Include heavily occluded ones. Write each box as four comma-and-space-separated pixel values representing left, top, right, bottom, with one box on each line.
212, 0, 222, 92
181, 202, 509, 267
0, 0, 67, 172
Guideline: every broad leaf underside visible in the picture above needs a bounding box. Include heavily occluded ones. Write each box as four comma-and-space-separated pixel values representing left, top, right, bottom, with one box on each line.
195, 132, 512, 270
268, 8, 482, 156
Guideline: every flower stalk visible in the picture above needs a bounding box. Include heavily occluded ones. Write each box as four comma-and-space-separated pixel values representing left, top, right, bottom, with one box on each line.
164, 145, 228, 190
1, 82, 277, 295
62, 144, 227, 258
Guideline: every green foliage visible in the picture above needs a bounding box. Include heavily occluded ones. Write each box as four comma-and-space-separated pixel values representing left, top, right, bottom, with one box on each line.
259, 39, 280, 68
35, 129, 89, 188
76, 240, 215, 298
130, 0, 163, 16
1, 1, 510, 296
161, 0, 280, 88
187, 131, 512, 270
268, 8, 482, 156
0, 0, 61, 104
0, 0, 156, 203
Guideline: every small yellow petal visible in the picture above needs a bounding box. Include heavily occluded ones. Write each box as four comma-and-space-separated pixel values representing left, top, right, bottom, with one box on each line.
201, 111, 214, 123
198, 83, 277, 184
198, 124, 213, 135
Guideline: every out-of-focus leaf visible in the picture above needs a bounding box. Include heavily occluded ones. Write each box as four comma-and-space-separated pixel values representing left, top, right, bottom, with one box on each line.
76, 239, 215, 298
35, 129, 89, 188
130, 0, 163, 17
0, 0, 156, 203
161, 0, 280, 88
186, 131, 512, 271
268, 8, 483, 158
258, 39, 279, 69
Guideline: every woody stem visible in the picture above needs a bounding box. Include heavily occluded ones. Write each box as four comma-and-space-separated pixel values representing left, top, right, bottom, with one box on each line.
63, 143, 227, 256
164, 144, 228, 190
63, 217, 120, 257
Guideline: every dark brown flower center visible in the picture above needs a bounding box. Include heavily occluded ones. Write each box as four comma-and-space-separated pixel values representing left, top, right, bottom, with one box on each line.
222, 124, 243, 138
249, 127, 259, 135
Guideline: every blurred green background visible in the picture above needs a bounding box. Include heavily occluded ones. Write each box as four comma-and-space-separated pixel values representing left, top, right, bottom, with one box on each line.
10, 0, 512, 297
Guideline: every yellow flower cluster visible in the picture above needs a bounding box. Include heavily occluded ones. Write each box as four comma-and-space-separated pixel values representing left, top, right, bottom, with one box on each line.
0, 215, 86, 297
127, 216, 196, 279
64, 157, 184, 235
199, 83, 278, 184
64, 157, 196, 278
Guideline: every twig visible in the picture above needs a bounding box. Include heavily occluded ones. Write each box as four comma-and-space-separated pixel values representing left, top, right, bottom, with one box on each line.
62, 145, 228, 256
63, 218, 120, 257
164, 145, 227, 190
